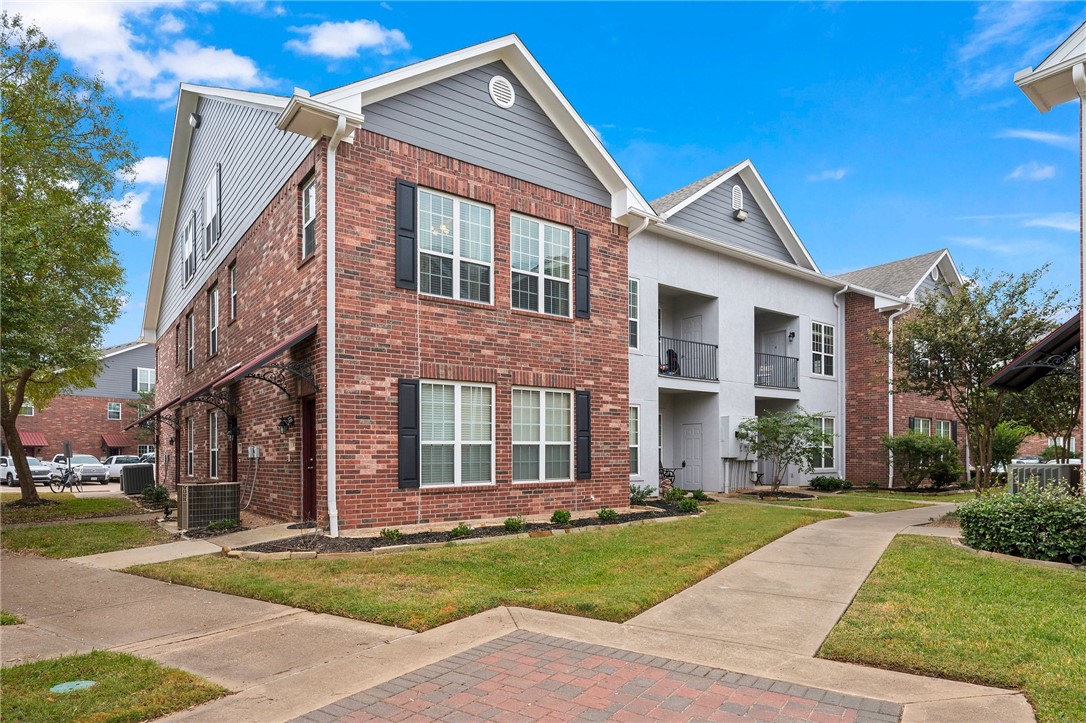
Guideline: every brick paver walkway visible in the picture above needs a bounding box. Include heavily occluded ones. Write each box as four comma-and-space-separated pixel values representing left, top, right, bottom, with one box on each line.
295, 631, 901, 722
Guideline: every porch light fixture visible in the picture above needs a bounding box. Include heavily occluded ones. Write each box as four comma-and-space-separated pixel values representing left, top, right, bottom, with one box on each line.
733, 208, 748, 221
788, 331, 796, 342
277, 415, 295, 435
226, 424, 238, 442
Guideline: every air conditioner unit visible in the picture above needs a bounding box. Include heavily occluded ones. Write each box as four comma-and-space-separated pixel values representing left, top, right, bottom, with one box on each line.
721, 415, 756, 459
178, 482, 240, 530
120, 464, 156, 496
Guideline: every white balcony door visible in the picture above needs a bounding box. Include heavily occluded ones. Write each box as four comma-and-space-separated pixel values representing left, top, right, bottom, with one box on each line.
681, 315, 702, 342
681, 423, 703, 490
762, 330, 786, 356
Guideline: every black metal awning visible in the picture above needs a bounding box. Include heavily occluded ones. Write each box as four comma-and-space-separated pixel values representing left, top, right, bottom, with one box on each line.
985, 314, 1080, 391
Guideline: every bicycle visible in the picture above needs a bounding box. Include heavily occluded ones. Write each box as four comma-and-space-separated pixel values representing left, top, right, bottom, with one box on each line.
49, 467, 83, 494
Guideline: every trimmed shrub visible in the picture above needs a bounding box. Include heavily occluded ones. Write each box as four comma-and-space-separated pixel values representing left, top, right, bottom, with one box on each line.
677, 498, 701, 514
690, 489, 710, 502
809, 476, 852, 491
958, 483, 1086, 563
380, 528, 402, 542
205, 519, 238, 533
142, 485, 171, 508
448, 522, 472, 539
550, 509, 571, 525
597, 507, 619, 522
662, 486, 686, 504
629, 484, 653, 506
503, 516, 525, 532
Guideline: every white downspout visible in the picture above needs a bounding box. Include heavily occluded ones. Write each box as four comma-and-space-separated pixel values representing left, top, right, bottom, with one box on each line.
832, 285, 849, 480
1073, 63, 1086, 450
886, 303, 912, 488
325, 115, 349, 537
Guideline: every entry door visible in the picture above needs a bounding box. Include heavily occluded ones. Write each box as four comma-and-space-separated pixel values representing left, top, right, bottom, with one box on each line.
763, 330, 786, 356
681, 315, 703, 342
681, 423, 703, 490
301, 397, 317, 521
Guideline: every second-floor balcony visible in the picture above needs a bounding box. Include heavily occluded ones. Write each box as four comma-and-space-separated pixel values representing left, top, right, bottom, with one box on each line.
755, 352, 799, 389
659, 336, 718, 382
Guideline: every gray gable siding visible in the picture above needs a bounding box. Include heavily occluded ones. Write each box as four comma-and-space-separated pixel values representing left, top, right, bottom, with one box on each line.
158, 97, 315, 331
362, 61, 610, 207
668, 179, 798, 265
71, 345, 157, 399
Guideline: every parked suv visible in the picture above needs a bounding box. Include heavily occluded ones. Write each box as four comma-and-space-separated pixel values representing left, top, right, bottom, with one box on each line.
0, 455, 52, 486
49, 454, 109, 485
103, 455, 141, 482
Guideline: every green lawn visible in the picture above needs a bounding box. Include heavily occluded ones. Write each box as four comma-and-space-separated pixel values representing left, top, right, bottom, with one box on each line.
1, 493, 139, 524
0, 651, 227, 723
1, 610, 24, 625
820, 536, 1086, 723
130, 504, 841, 632
758, 496, 925, 513
846, 491, 980, 503
2, 521, 174, 558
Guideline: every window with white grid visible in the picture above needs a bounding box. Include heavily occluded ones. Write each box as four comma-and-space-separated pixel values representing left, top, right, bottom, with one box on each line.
630, 406, 640, 476
186, 416, 194, 476
107, 402, 122, 420
817, 417, 835, 469
935, 420, 952, 439
420, 382, 493, 486
186, 312, 195, 370
302, 178, 317, 258
183, 210, 197, 282
512, 388, 573, 482
628, 279, 639, 348
208, 285, 219, 357
209, 411, 219, 479
510, 214, 571, 316
914, 417, 932, 436
812, 322, 835, 376
418, 189, 492, 304
137, 368, 155, 393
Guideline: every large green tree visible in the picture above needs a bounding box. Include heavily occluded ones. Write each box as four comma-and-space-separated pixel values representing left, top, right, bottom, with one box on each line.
1, 14, 135, 503
1004, 359, 1080, 464
880, 268, 1065, 493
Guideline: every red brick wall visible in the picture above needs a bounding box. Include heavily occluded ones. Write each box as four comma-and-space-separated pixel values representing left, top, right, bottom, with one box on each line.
8, 395, 148, 460
154, 131, 629, 528
844, 292, 965, 487
1018, 429, 1083, 458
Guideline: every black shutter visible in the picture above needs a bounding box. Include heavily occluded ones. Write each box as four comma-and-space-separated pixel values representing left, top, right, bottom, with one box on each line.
575, 229, 590, 318
908, 417, 916, 432
131, 369, 138, 392
575, 390, 592, 479
398, 379, 421, 489
395, 180, 418, 290
951, 421, 958, 443
215, 163, 222, 239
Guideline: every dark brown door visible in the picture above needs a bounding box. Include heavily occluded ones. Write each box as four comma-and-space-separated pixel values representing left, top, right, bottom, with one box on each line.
301, 397, 317, 521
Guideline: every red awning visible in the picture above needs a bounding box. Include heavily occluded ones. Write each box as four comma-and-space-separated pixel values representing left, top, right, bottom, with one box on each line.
19, 431, 47, 447
211, 323, 318, 389
101, 433, 130, 448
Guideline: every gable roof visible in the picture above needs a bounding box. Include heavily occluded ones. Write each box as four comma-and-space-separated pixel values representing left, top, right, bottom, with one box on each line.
835, 249, 961, 299
650, 160, 820, 272
1015, 20, 1086, 112
100, 341, 149, 360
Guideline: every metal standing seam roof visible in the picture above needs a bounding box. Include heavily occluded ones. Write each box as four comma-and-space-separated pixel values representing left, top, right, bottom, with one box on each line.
833, 249, 947, 297
19, 431, 48, 447
101, 433, 132, 448
649, 163, 743, 215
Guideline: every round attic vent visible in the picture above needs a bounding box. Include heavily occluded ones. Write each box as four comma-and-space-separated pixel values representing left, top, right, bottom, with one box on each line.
488, 75, 516, 109
930, 267, 941, 281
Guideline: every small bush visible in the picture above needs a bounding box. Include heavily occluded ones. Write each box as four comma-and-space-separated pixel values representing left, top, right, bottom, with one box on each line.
677, 498, 701, 513
929, 457, 964, 491
448, 522, 472, 539
142, 485, 171, 508
503, 516, 525, 532
380, 528, 402, 542
662, 486, 686, 504
690, 489, 710, 501
597, 507, 619, 522
809, 476, 852, 491
205, 519, 238, 533
629, 484, 653, 505
550, 509, 572, 525
958, 482, 1086, 563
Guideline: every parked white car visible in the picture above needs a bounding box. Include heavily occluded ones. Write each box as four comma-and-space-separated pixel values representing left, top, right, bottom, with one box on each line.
49, 454, 109, 485
0, 455, 52, 486
103, 455, 141, 482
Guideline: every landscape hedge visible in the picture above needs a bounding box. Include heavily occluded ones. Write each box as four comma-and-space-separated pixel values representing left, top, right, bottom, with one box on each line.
957, 484, 1086, 563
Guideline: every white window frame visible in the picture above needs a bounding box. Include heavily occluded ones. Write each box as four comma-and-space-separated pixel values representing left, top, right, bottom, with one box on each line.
628, 278, 639, 349
107, 402, 122, 421
138, 444, 155, 456
186, 312, 195, 370
203, 166, 220, 257
420, 381, 494, 488
511, 387, 574, 483
1049, 436, 1076, 453
630, 406, 641, 478
229, 262, 237, 320
509, 213, 572, 317
816, 416, 835, 470
208, 285, 219, 357
209, 411, 219, 479
137, 367, 155, 393
301, 177, 317, 259
418, 188, 493, 304
186, 416, 194, 477
812, 321, 835, 377
935, 420, 952, 439
914, 417, 932, 436
183, 210, 197, 283
19, 401, 34, 416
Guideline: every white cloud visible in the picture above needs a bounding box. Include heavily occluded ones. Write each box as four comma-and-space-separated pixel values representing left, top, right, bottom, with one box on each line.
997, 129, 1077, 150
948, 235, 1061, 257
807, 168, 848, 182
1006, 161, 1055, 181
8, 2, 269, 99
285, 19, 409, 59
122, 157, 169, 186
110, 191, 154, 235
1021, 213, 1079, 232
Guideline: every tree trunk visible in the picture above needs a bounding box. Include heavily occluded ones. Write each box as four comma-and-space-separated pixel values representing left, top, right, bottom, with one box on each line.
1, 412, 41, 504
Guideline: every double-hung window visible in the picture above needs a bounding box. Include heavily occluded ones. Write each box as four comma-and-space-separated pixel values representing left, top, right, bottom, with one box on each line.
138, 444, 155, 456
186, 417, 194, 476
137, 367, 155, 393
628, 279, 639, 348
420, 382, 493, 486
418, 189, 492, 304
208, 285, 219, 357
107, 402, 122, 421
301, 177, 317, 258
914, 417, 932, 436
510, 214, 571, 316
175, 324, 181, 366
512, 388, 573, 482
186, 312, 195, 370
935, 420, 952, 439
629, 406, 640, 476
812, 322, 835, 376
183, 210, 197, 282
19, 402, 34, 416
817, 417, 835, 469
209, 411, 219, 479
229, 262, 237, 320
203, 165, 220, 256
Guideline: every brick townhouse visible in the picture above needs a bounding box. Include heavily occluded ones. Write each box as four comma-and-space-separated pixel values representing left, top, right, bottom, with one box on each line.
133, 36, 649, 531
4, 341, 156, 468
837, 250, 968, 487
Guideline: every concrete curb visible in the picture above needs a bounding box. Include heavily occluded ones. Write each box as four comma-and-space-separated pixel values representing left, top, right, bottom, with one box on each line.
948, 536, 1083, 572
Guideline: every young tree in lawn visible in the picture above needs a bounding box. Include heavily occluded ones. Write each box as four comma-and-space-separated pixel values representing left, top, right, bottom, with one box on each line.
878, 268, 1065, 493
990, 420, 1035, 472
1005, 362, 1080, 464
736, 410, 834, 494
1, 14, 135, 503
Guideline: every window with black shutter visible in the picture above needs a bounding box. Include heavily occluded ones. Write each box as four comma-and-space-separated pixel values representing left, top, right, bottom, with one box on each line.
395, 180, 417, 289
575, 390, 591, 479
398, 379, 420, 489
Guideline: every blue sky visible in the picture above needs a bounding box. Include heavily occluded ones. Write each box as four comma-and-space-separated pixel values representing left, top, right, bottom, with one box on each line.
10, 1, 1084, 345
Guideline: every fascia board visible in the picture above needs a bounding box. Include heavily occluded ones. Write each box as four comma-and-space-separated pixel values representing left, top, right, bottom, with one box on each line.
844, 283, 909, 310
100, 343, 148, 361
180, 83, 288, 113
659, 160, 747, 219
905, 249, 961, 299
654, 221, 843, 290
275, 95, 365, 137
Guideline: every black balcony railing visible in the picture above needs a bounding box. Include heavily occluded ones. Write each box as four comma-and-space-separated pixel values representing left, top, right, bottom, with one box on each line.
658, 336, 718, 381
755, 352, 799, 389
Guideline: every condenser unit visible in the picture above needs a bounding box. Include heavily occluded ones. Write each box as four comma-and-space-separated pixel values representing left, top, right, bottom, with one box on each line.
178, 482, 240, 530
120, 464, 156, 496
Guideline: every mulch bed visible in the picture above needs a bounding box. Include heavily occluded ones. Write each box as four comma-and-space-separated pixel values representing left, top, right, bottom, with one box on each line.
185, 525, 247, 539
740, 490, 816, 500
238, 502, 700, 555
